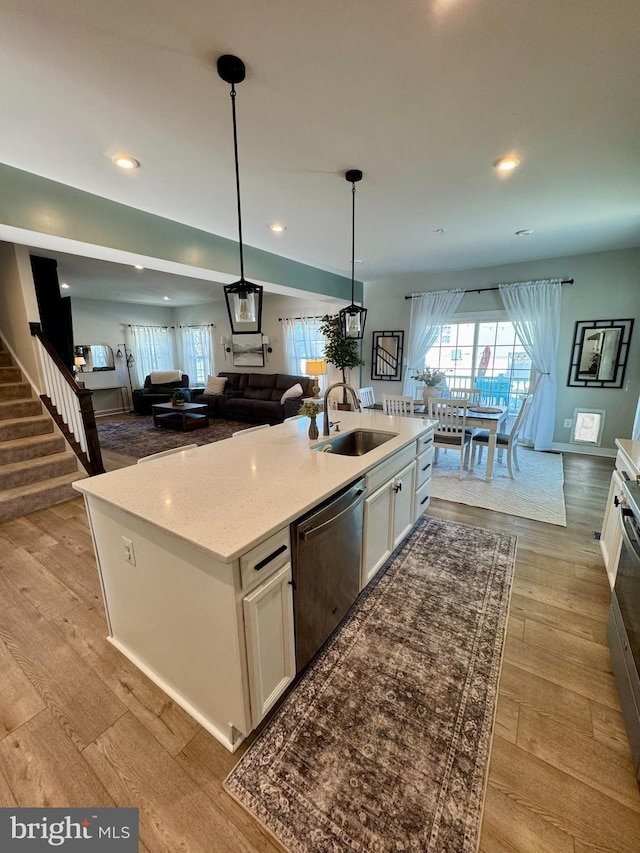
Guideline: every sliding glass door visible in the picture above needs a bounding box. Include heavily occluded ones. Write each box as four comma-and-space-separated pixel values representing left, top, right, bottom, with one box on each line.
419, 320, 531, 415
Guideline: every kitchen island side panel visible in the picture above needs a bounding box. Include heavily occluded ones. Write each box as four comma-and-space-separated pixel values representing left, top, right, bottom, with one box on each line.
85, 496, 250, 740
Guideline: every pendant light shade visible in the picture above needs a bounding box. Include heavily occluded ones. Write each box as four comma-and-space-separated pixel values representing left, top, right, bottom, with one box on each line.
339, 169, 367, 340
218, 54, 263, 335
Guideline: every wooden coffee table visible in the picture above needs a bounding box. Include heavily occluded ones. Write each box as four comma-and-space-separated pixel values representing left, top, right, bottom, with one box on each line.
152, 402, 209, 432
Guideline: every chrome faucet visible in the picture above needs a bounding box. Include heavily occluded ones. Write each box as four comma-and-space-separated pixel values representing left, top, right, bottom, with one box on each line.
322, 382, 361, 435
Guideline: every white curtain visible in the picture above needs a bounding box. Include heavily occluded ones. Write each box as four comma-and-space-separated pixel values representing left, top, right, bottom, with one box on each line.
126, 325, 175, 388
179, 325, 215, 386
281, 316, 327, 376
281, 318, 299, 375
402, 289, 465, 398
499, 279, 561, 451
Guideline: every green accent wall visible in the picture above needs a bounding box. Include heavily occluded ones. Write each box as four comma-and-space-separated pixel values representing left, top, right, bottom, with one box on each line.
0, 163, 362, 302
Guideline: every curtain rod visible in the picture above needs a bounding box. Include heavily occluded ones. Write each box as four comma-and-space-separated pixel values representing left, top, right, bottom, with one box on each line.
278, 315, 324, 321
404, 279, 574, 300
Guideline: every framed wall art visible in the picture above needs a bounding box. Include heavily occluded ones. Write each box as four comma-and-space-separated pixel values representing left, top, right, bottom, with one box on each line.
232, 333, 264, 367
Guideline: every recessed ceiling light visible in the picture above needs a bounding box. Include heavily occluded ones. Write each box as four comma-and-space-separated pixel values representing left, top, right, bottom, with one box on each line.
60, 282, 70, 289
433, 228, 446, 235
112, 154, 140, 170
133, 264, 144, 270
515, 229, 533, 237
494, 156, 520, 172
163, 296, 170, 301
269, 223, 286, 233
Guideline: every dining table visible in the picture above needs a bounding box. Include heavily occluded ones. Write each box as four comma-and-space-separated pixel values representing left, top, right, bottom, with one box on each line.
365, 402, 508, 481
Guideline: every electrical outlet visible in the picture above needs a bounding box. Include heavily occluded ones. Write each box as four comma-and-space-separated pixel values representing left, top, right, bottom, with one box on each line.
564, 418, 573, 428
122, 536, 136, 566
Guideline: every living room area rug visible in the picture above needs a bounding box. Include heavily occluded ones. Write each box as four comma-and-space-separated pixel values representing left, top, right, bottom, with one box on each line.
431, 446, 567, 527
97, 415, 254, 459
224, 516, 517, 853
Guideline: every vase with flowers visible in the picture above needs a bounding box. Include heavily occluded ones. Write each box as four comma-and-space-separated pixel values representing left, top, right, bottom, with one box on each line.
411, 367, 447, 406
298, 400, 323, 440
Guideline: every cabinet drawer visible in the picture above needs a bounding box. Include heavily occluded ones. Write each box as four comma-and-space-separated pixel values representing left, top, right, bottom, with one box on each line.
416, 430, 434, 455
366, 444, 416, 493
416, 446, 433, 487
240, 526, 291, 592
414, 478, 431, 521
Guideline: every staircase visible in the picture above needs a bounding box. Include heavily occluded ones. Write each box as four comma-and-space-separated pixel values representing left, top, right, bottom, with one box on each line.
0, 343, 84, 522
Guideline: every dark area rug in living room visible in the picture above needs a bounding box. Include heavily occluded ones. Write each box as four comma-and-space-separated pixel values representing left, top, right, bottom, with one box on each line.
97, 415, 255, 459
224, 516, 517, 853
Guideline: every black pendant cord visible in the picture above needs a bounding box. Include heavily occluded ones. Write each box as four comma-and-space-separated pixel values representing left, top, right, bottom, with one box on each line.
350, 180, 356, 305
229, 82, 245, 283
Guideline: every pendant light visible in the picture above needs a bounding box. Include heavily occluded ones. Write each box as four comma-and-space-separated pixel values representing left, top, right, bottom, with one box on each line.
217, 54, 263, 335
339, 169, 367, 340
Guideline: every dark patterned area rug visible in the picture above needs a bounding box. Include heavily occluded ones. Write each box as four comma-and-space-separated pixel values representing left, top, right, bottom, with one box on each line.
96, 416, 254, 459
224, 516, 516, 853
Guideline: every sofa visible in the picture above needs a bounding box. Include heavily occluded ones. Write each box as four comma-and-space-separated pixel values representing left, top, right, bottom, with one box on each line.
191, 372, 316, 424
132, 372, 191, 415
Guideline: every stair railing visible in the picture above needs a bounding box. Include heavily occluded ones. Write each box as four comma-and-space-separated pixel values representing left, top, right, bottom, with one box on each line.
30, 325, 105, 475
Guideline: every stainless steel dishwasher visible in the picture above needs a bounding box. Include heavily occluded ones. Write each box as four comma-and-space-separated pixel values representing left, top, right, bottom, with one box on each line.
291, 478, 366, 672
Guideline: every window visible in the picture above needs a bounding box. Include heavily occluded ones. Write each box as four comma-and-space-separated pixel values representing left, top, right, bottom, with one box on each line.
180, 325, 214, 386
127, 325, 175, 387
418, 320, 532, 412
282, 317, 325, 375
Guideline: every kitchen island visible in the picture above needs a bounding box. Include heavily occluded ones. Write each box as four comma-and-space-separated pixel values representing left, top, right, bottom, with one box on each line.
74, 410, 436, 750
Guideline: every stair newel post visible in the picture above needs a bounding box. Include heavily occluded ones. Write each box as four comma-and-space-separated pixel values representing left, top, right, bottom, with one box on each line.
77, 388, 106, 475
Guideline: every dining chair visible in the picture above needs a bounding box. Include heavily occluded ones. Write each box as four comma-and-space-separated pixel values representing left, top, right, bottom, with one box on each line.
358, 386, 376, 408
448, 387, 482, 404
137, 444, 198, 463
428, 397, 472, 479
382, 394, 414, 417
470, 394, 533, 478
232, 424, 271, 437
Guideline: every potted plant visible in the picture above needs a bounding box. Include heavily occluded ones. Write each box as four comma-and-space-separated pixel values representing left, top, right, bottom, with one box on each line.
171, 389, 187, 408
318, 314, 364, 409
298, 400, 323, 439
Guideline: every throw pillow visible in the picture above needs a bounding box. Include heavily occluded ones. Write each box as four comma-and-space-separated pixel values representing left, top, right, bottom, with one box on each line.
280, 383, 303, 405
205, 375, 227, 396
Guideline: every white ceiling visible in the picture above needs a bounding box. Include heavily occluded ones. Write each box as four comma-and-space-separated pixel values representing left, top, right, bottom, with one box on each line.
2, 0, 639, 304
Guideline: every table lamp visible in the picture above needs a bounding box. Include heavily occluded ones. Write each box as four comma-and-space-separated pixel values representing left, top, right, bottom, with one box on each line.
306, 358, 327, 399
74, 356, 86, 373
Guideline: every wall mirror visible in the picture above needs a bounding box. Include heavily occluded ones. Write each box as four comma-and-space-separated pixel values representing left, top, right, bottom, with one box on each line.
74, 344, 116, 372
567, 319, 633, 388
371, 330, 404, 381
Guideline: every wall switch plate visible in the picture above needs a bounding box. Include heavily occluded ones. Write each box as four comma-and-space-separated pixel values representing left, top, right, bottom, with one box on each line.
564, 418, 573, 428
122, 536, 136, 566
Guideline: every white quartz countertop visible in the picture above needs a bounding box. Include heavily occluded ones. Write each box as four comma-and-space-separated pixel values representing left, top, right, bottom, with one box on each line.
615, 439, 640, 477
74, 410, 436, 563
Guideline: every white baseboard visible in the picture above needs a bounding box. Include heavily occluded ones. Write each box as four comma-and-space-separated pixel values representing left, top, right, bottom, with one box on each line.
551, 441, 616, 458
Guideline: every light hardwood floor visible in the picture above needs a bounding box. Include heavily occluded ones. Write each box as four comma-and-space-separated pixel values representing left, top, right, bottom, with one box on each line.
0, 452, 639, 852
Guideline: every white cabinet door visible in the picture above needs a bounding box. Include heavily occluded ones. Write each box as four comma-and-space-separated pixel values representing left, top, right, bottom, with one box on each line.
392, 461, 417, 548
362, 481, 394, 588
243, 562, 295, 729
601, 469, 624, 589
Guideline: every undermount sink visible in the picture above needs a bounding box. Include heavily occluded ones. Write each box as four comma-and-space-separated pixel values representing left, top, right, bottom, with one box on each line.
312, 429, 397, 457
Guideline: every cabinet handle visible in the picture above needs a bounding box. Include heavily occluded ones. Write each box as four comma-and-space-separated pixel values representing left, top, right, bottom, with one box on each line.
420, 495, 429, 506
614, 495, 620, 507
254, 544, 287, 571
422, 463, 431, 472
